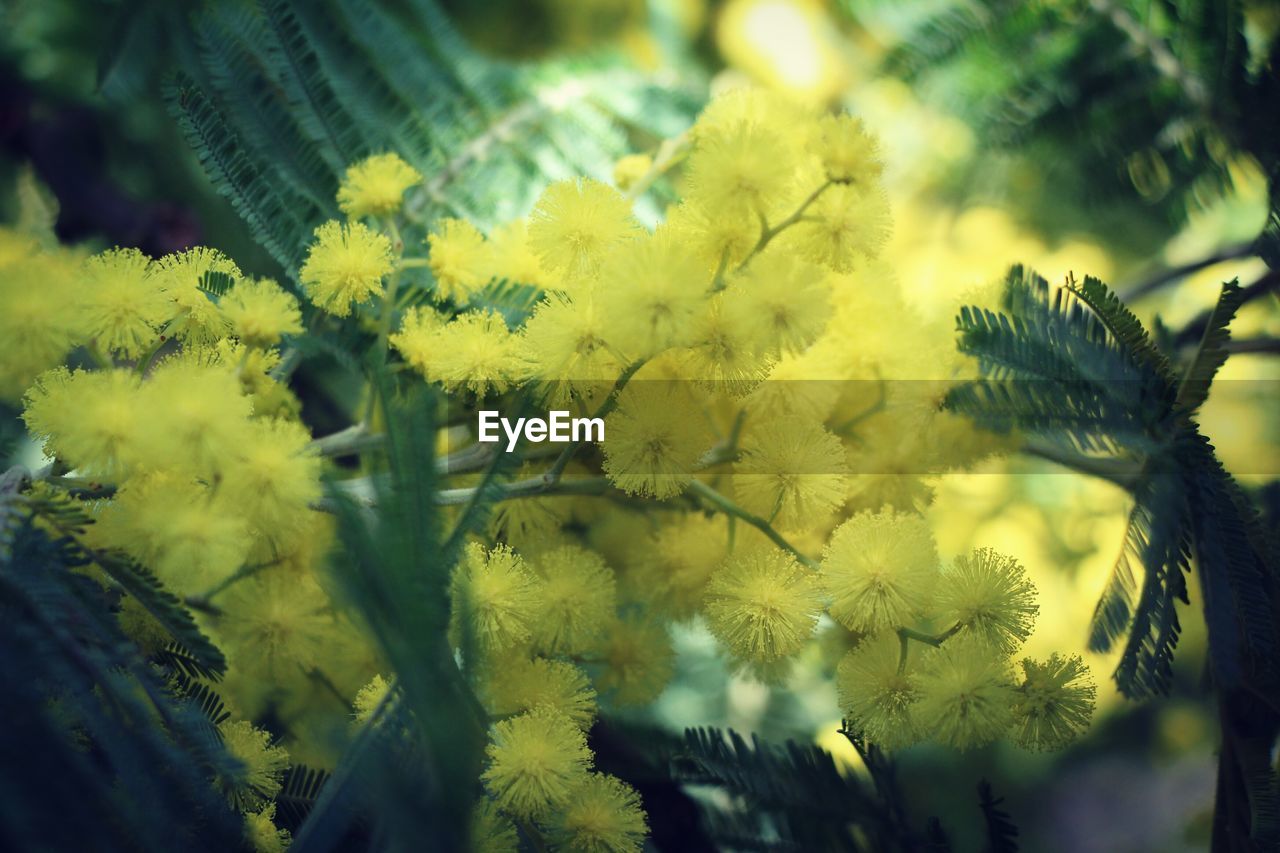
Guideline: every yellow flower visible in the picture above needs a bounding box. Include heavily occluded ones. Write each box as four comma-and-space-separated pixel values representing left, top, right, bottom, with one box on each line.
522, 292, 624, 405
677, 292, 773, 394
629, 513, 730, 619
482, 708, 592, 819
138, 357, 253, 475
597, 230, 708, 359
397, 309, 525, 396
528, 178, 638, 281
299, 220, 392, 316
220, 417, 321, 547
724, 252, 831, 354
602, 383, 710, 499
216, 720, 290, 812
1012, 654, 1096, 751
704, 547, 823, 675
732, 416, 849, 531
483, 657, 598, 731
811, 114, 883, 185
916, 635, 1016, 750
935, 548, 1039, 655
684, 124, 797, 217
428, 217, 490, 302
788, 184, 890, 272
151, 247, 240, 343
79, 247, 169, 357
550, 773, 648, 853
221, 278, 303, 347
353, 673, 393, 724
449, 543, 543, 657
820, 509, 938, 633
0, 249, 82, 397
529, 545, 617, 655
596, 615, 675, 705
612, 153, 652, 192
485, 218, 548, 288
836, 632, 921, 750
470, 799, 519, 853
214, 569, 337, 681
244, 804, 291, 853
337, 152, 421, 218
665, 199, 757, 272
23, 368, 146, 476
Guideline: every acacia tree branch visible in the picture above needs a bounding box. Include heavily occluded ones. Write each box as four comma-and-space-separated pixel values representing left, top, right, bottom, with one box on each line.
685, 479, 819, 570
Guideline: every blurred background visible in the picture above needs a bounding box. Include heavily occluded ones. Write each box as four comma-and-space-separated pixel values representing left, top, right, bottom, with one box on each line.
2, 1, 1277, 849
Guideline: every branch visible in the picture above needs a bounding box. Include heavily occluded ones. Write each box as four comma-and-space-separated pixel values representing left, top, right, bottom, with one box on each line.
1119, 241, 1256, 301
1022, 439, 1143, 490
685, 479, 819, 570
315, 473, 612, 512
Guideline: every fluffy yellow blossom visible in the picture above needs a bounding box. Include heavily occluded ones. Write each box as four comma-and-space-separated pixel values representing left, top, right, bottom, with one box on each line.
665, 199, 757, 271
612, 153, 652, 192
214, 570, 338, 682
732, 416, 849, 531
471, 799, 519, 853
23, 368, 146, 476
684, 125, 797, 217
485, 218, 548, 288
337, 152, 421, 218
151, 247, 239, 343
678, 292, 773, 393
597, 230, 708, 358
428, 218, 490, 302
1012, 654, 1096, 751
629, 513, 730, 619
917, 636, 1016, 751
821, 510, 939, 633
482, 708, 592, 819
220, 278, 303, 347
244, 804, 291, 853
216, 720, 290, 812
353, 674, 393, 724
220, 418, 321, 547
550, 773, 648, 853
449, 543, 543, 657
725, 252, 831, 354
789, 184, 890, 272
935, 548, 1039, 655
602, 383, 711, 499
138, 358, 253, 474
811, 114, 883, 184
704, 548, 823, 675
299, 220, 392, 316
0, 249, 82, 397
597, 615, 675, 705
529, 545, 617, 655
397, 309, 525, 396
483, 657, 598, 730
836, 633, 922, 750
528, 178, 638, 281
79, 248, 169, 358
522, 292, 624, 404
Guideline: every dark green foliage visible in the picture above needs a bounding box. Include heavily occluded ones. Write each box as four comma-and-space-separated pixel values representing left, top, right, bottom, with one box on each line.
276, 765, 332, 831
949, 266, 1280, 845
166, 0, 699, 277
977, 780, 1018, 853
868, 0, 1280, 249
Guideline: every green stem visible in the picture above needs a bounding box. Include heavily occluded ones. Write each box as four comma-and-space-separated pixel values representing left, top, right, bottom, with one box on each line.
736, 180, 833, 272
685, 480, 818, 570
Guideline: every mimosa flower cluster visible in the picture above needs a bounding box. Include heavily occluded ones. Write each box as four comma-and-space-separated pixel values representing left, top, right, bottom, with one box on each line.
3, 86, 1096, 852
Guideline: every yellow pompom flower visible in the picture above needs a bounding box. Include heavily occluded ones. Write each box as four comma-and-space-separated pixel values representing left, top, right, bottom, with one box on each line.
399, 309, 525, 396
216, 720, 290, 812
602, 383, 710, 499
337, 152, 421, 218
724, 252, 831, 354
483, 657, 598, 731
96, 473, 252, 596
836, 633, 922, 750
528, 178, 638, 280
471, 799, 519, 853
788, 184, 890, 272
916, 636, 1016, 751
214, 570, 337, 681
299, 220, 392, 316
678, 292, 773, 394
732, 416, 849, 531
597, 615, 675, 705
485, 218, 548, 288
151, 247, 240, 343
665, 200, 756, 271
23, 368, 146, 476
138, 358, 253, 474
550, 773, 648, 853
220, 278, 303, 347
821, 510, 939, 633
244, 804, 291, 853
529, 545, 617, 655
79, 247, 169, 358
388, 305, 446, 372
597, 230, 708, 358
482, 708, 592, 819
219, 417, 321, 546
353, 674, 393, 724
0, 249, 81, 399
428, 218, 490, 302
630, 513, 730, 619
685, 125, 796, 216
935, 548, 1039, 655
449, 543, 543, 656
811, 114, 883, 184
704, 548, 823, 675
522, 292, 623, 405
1012, 654, 1096, 751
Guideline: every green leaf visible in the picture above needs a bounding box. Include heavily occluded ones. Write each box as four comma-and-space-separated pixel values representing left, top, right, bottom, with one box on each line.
1176, 279, 1245, 414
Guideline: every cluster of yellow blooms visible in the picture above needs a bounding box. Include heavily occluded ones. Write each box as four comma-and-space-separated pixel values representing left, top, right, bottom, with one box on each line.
1, 86, 1097, 852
